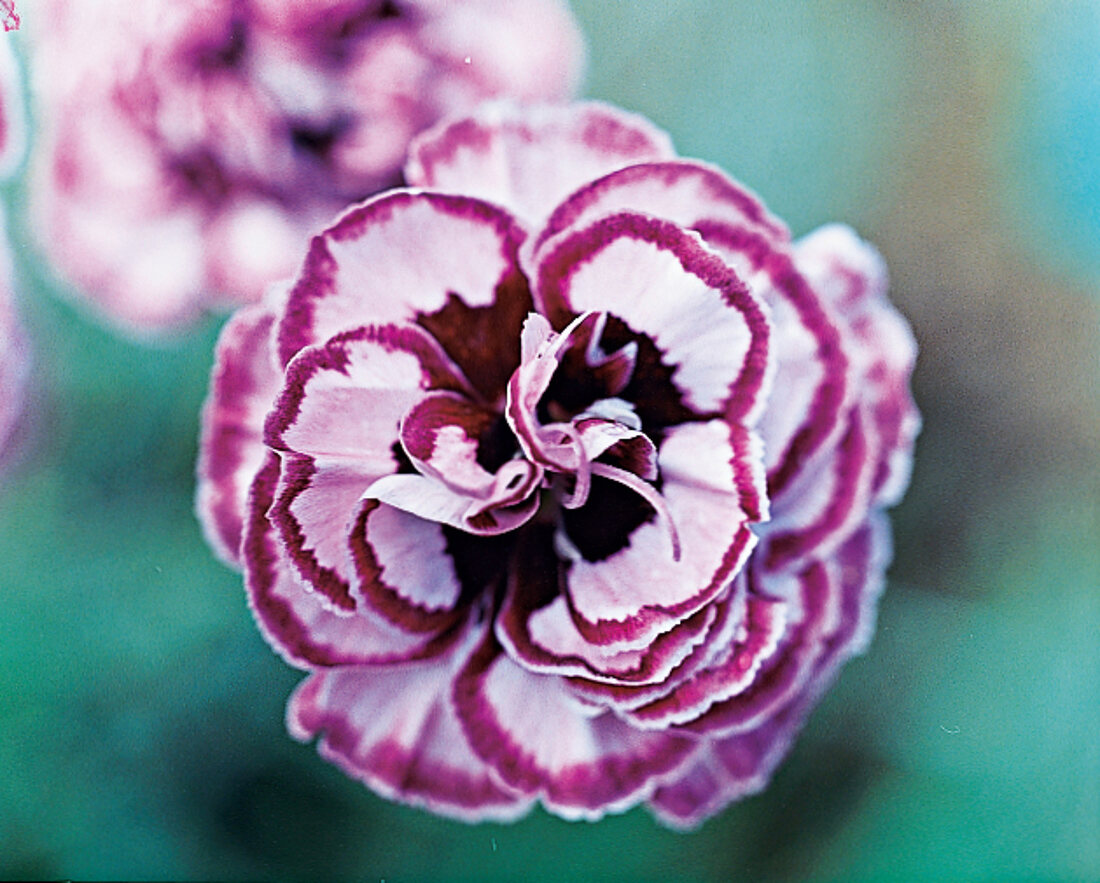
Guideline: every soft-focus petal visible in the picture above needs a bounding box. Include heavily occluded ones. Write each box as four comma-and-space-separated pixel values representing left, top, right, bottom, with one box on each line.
196, 301, 282, 565
28, 0, 583, 332
407, 100, 675, 223
0, 39, 26, 178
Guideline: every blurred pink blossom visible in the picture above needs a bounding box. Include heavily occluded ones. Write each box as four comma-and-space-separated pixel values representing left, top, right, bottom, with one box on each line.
28, 0, 584, 333
197, 101, 919, 827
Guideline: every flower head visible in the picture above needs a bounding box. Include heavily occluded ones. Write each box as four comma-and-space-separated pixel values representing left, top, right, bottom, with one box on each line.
28, 0, 584, 332
198, 101, 919, 827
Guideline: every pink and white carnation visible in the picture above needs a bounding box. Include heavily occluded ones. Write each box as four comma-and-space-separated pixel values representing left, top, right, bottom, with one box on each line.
28, 0, 584, 333
197, 101, 919, 827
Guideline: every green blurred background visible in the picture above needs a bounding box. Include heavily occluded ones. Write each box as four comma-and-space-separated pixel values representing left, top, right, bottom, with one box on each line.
2, 1, 1097, 880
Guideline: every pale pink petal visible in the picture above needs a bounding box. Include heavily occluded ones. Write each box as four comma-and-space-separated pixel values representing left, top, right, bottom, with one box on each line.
679, 556, 846, 739
795, 224, 920, 506
287, 630, 535, 823
495, 530, 718, 684
621, 594, 788, 730
365, 465, 542, 536
648, 703, 800, 829
196, 301, 282, 566
563, 580, 748, 714
697, 224, 851, 497
650, 517, 892, 828
348, 500, 472, 634
29, 0, 583, 332
260, 324, 475, 610
453, 633, 700, 820
265, 323, 474, 460
760, 407, 877, 573
244, 455, 456, 668
398, 392, 500, 494
276, 192, 530, 385
562, 421, 763, 651
534, 159, 787, 256
407, 101, 675, 223
269, 454, 374, 613
533, 211, 772, 422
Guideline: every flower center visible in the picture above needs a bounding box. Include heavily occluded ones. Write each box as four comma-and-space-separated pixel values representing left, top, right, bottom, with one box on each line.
367, 313, 680, 561
504, 312, 681, 560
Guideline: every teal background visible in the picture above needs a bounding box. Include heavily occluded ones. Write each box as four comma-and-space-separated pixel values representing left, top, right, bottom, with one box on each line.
2, 1, 1098, 880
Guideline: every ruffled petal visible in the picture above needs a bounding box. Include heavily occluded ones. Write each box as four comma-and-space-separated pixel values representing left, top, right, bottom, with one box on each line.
287, 628, 535, 823
453, 631, 700, 820
275, 191, 531, 397
495, 525, 717, 684
794, 224, 920, 507
760, 406, 877, 573
695, 225, 850, 498
562, 420, 763, 651
349, 500, 473, 635
261, 323, 476, 610
407, 100, 676, 223
268, 454, 371, 612
647, 702, 801, 830
265, 323, 475, 459
533, 211, 772, 423
649, 516, 892, 828
534, 159, 787, 256
196, 301, 282, 566
244, 454, 456, 669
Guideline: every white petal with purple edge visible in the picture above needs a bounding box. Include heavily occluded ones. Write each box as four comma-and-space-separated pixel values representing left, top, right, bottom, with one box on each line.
407, 101, 676, 224
564, 421, 762, 651
534, 212, 772, 419
277, 192, 527, 364
534, 159, 788, 256
287, 632, 534, 823
196, 302, 282, 567
244, 455, 454, 669
454, 636, 700, 820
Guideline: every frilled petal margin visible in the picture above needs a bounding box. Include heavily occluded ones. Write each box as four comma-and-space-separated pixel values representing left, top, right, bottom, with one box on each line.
276, 192, 531, 384
261, 323, 476, 611
407, 100, 677, 225
244, 454, 462, 669
453, 628, 701, 821
649, 516, 891, 828
287, 624, 535, 823
196, 302, 282, 566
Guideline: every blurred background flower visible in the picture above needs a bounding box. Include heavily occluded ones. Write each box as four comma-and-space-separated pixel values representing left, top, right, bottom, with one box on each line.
26, 0, 584, 332
1, 0, 1097, 880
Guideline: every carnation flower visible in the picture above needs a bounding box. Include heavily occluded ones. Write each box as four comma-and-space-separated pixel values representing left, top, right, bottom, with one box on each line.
197, 101, 919, 827
28, 0, 584, 332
